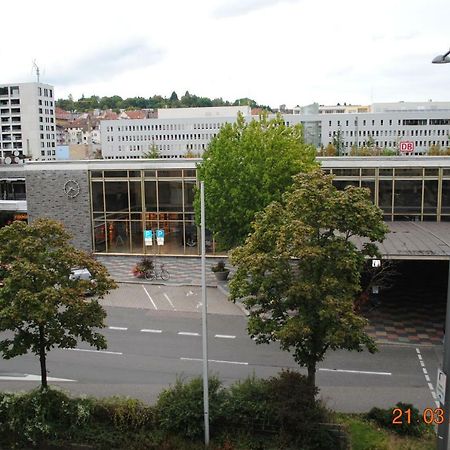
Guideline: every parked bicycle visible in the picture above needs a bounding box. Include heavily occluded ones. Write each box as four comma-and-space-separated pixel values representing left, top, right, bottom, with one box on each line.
145, 263, 170, 281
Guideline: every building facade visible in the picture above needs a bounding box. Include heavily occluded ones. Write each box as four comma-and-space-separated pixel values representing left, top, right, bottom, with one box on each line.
100, 106, 251, 159
99, 103, 450, 159
0, 82, 56, 161
1, 157, 450, 256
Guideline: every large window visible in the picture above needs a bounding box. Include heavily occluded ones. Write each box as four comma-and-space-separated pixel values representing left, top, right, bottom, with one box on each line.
91, 169, 203, 255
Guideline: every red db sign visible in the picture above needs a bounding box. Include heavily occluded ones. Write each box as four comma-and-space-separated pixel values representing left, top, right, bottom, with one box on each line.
399, 141, 415, 153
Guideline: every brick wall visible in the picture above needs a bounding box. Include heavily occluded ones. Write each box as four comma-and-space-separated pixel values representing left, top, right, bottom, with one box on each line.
26, 170, 92, 251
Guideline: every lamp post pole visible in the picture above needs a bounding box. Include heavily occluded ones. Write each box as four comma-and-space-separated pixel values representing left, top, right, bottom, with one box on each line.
200, 181, 210, 446
432, 49, 450, 449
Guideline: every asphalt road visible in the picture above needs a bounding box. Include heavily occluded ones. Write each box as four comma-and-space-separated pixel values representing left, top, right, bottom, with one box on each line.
0, 284, 444, 413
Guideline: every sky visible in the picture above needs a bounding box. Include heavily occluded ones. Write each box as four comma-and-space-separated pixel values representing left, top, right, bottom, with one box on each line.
2, 0, 450, 109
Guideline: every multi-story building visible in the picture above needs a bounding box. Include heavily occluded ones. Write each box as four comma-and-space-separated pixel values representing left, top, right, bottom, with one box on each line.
100, 102, 450, 159
100, 106, 252, 159
0, 82, 56, 161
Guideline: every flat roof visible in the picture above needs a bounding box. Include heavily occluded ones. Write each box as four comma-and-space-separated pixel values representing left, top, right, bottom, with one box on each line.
319, 156, 450, 168
353, 222, 450, 260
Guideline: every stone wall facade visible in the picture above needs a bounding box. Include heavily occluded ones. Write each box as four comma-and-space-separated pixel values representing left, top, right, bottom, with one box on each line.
26, 170, 92, 251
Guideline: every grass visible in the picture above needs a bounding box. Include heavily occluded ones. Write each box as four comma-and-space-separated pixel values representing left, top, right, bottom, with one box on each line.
337, 413, 436, 450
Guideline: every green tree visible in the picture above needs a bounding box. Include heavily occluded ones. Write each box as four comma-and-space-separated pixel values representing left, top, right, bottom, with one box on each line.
195, 113, 317, 250
229, 170, 388, 388
428, 143, 442, 155
0, 219, 117, 389
142, 143, 160, 158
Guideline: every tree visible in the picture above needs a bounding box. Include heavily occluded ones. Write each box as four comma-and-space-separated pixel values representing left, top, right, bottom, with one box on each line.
195, 113, 317, 250
142, 143, 160, 158
0, 219, 117, 389
229, 170, 388, 388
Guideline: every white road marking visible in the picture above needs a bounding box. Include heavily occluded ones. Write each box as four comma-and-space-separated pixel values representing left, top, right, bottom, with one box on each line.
416, 348, 439, 408
215, 334, 236, 339
108, 326, 128, 331
180, 357, 248, 365
141, 329, 162, 333
65, 348, 123, 355
0, 374, 75, 382
178, 331, 200, 336
164, 292, 176, 311
142, 285, 158, 310
319, 368, 391, 376
186, 290, 194, 296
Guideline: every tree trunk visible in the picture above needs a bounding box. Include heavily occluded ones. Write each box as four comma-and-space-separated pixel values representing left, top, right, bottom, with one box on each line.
38, 325, 48, 390
307, 363, 316, 388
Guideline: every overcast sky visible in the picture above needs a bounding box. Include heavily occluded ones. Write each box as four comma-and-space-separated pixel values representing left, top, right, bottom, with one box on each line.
2, 0, 449, 108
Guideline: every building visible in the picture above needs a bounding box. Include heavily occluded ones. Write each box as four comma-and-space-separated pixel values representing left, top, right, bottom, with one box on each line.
0, 82, 56, 161
0, 156, 449, 256
100, 106, 252, 159
100, 102, 450, 159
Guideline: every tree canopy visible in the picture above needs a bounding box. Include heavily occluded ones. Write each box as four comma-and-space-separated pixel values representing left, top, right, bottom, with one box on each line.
195, 113, 317, 250
0, 219, 117, 388
56, 92, 272, 113
229, 170, 388, 387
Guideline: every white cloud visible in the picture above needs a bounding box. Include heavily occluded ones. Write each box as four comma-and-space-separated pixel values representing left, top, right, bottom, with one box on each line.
1, 0, 449, 107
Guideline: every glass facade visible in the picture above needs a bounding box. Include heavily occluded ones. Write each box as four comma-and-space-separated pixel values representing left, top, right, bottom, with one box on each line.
89, 162, 450, 254
329, 166, 450, 222
90, 169, 212, 255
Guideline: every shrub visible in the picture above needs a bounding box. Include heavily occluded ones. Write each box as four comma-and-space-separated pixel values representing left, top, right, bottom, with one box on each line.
211, 260, 227, 272
155, 376, 228, 439
265, 370, 339, 448
0, 388, 92, 447
222, 376, 271, 432
133, 257, 154, 276
367, 402, 426, 437
91, 396, 155, 432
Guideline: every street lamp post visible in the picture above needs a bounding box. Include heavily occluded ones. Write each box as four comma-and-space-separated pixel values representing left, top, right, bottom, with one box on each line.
200, 181, 210, 446
432, 48, 450, 450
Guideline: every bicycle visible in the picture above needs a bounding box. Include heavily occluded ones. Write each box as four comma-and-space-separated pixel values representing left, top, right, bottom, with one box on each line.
145, 263, 170, 281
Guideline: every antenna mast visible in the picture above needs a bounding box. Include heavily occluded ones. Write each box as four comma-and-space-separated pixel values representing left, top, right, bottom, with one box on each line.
32, 60, 40, 83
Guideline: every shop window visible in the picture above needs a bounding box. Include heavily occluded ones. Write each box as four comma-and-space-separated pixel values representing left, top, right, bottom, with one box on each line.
104, 182, 129, 212
379, 180, 393, 213
92, 182, 104, 211
158, 180, 183, 212
393, 180, 422, 214
184, 180, 196, 212
423, 180, 438, 213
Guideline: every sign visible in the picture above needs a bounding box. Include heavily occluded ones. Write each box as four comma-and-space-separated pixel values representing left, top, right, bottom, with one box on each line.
144, 230, 153, 246
156, 229, 165, 246
437, 369, 446, 404
399, 141, 415, 153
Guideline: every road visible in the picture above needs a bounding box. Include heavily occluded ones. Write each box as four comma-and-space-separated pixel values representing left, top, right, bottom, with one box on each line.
0, 283, 443, 413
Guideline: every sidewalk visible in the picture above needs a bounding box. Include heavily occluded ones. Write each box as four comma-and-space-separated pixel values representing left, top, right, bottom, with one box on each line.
95, 255, 232, 287
96, 255, 443, 346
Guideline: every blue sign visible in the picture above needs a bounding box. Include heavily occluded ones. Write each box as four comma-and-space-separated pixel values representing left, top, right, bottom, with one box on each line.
144, 230, 153, 245
156, 229, 165, 245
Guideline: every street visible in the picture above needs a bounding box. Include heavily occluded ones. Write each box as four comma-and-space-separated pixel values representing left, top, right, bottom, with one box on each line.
0, 283, 443, 413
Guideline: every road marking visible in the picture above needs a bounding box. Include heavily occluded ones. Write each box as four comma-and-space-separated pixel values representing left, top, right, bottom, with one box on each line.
319, 368, 391, 376
416, 347, 439, 408
141, 329, 162, 333
164, 292, 176, 311
180, 357, 248, 365
108, 326, 128, 331
0, 374, 75, 382
215, 334, 236, 339
186, 290, 194, 296
142, 285, 157, 310
178, 331, 200, 336
65, 348, 123, 355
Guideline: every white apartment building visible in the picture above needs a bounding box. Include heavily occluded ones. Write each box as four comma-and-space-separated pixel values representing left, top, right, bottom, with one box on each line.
101, 106, 251, 159
100, 102, 450, 159
0, 82, 56, 161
